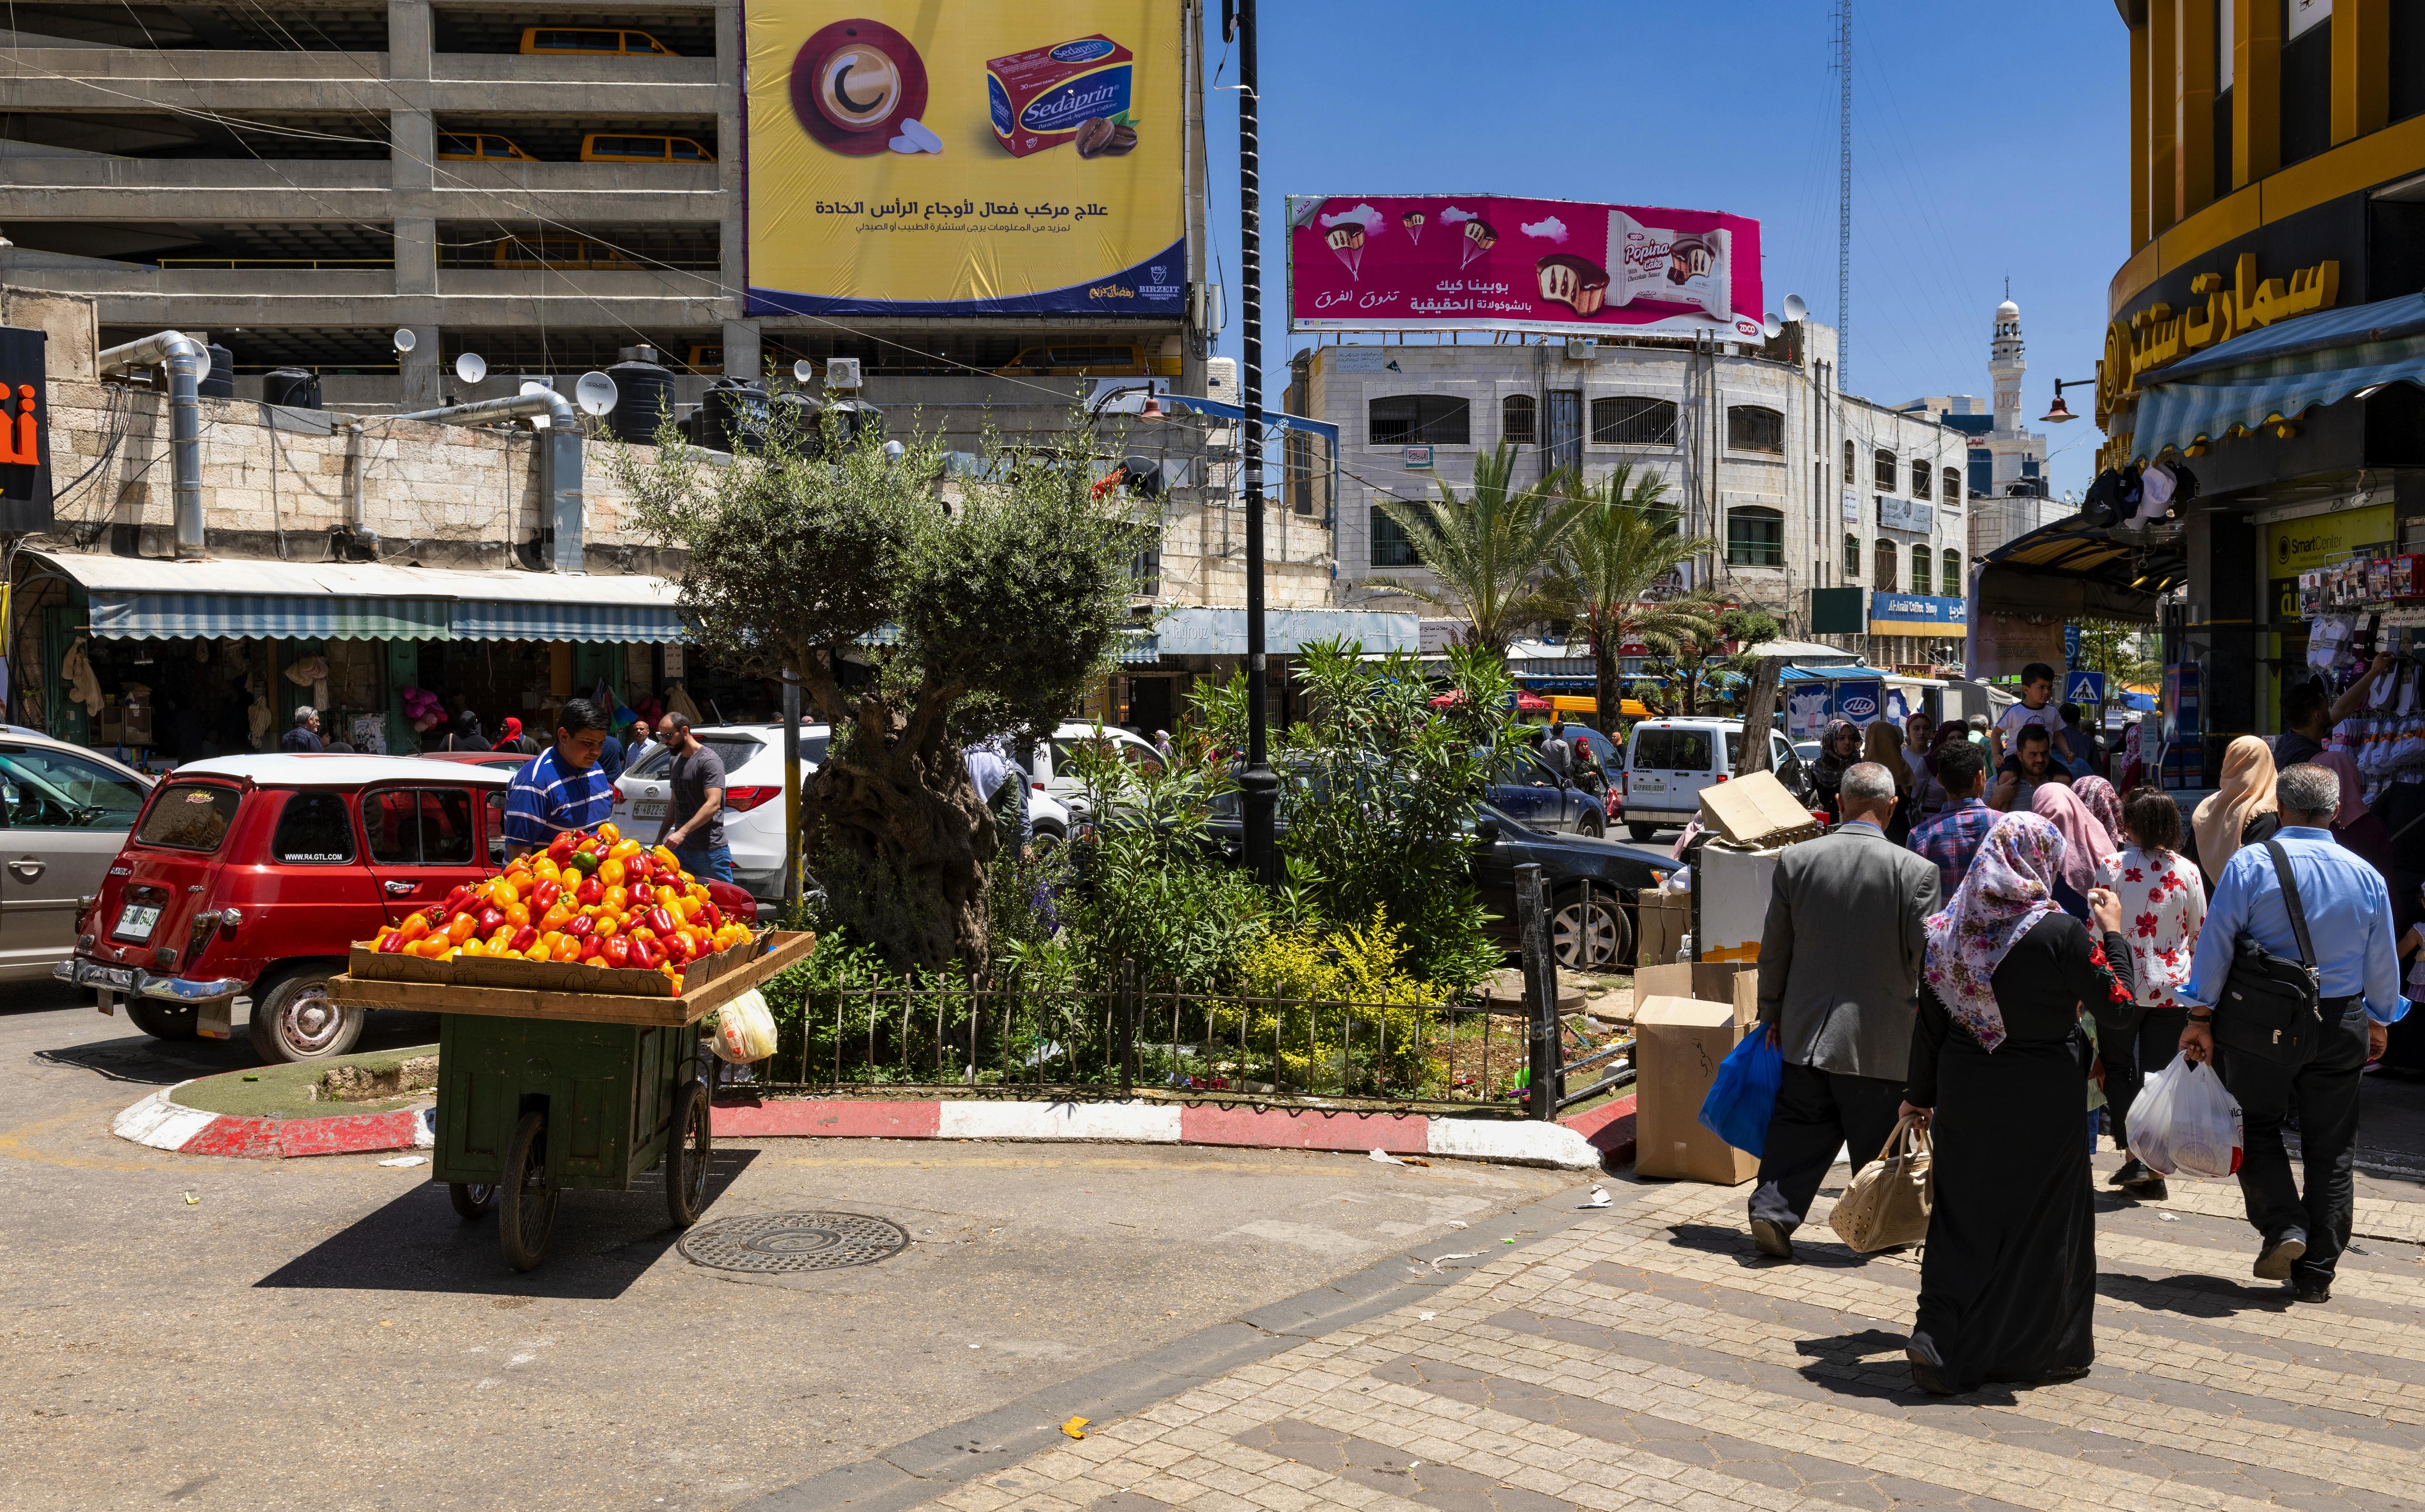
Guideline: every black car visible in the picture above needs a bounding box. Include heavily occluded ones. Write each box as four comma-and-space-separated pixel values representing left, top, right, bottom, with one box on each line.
1202, 792, 1673, 969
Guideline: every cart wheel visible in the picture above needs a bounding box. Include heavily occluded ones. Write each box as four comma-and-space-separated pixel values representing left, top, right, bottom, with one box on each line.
498, 1111, 558, 1272
663, 1080, 712, 1228
449, 1181, 498, 1220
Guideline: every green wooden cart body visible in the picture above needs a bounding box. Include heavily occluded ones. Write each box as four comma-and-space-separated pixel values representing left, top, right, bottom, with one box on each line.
431, 1013, 695, 1192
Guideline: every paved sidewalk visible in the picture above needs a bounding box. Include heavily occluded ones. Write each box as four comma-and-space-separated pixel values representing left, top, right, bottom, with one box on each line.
819, 1165, 2425, 1512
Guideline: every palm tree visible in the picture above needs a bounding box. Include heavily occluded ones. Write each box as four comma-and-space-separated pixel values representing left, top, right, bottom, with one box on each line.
1547, 465, 1722, 740
1372, 442, 1589, 654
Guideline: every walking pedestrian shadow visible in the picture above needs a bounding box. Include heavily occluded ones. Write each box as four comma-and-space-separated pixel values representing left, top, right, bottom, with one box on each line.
1664, 1221, 1915, 1274
2094, 1266, 2296, 1317
253, 1148, 758, 1300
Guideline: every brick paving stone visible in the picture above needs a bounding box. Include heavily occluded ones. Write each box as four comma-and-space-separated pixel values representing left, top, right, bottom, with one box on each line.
873, 1171, 2425, 1512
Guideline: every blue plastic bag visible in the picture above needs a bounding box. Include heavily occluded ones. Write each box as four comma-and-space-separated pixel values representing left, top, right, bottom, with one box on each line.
1698, 1029, 1783, 1158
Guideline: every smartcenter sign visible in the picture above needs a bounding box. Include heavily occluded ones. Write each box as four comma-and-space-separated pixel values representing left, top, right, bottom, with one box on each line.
2096, 251, 2339, 424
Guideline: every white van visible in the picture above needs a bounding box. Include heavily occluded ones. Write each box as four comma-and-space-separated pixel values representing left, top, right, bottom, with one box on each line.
1619, 718, 1811, 842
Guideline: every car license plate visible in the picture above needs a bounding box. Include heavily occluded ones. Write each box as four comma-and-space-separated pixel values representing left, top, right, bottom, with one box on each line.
634, 800, 666, 819
111, 903, 161, 942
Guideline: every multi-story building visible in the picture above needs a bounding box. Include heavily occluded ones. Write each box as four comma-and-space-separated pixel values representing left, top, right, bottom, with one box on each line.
1302, 319, 1971, 664
0, 0, 1203, 419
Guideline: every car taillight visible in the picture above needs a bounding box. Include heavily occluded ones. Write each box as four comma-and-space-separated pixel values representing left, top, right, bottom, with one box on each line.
723, 786, 780, 812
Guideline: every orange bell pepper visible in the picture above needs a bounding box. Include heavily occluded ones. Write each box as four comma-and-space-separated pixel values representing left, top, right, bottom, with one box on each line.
503, 900, 531, 927
598, 857, 626, 888
596, 821, 621, 844
445, 914, 478, 946
400, 913, 430, 943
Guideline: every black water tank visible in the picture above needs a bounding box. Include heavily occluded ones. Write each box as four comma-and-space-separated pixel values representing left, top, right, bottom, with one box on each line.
260, 367, 321, 409
604, 345, 677, 442
695, 377, 767, 453
199, 343, 236, 399
818, 397, 885, 455
768, 389, 823, 454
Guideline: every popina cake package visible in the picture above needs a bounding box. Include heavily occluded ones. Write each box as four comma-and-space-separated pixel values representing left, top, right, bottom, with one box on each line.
1607, 210, 1731, 322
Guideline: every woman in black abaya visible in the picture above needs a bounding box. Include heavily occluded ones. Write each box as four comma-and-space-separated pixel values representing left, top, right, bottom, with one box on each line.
1901, 812, 2136, 1395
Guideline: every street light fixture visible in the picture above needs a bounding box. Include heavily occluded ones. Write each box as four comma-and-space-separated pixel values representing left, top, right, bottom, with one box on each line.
2041, 376, 2095, 424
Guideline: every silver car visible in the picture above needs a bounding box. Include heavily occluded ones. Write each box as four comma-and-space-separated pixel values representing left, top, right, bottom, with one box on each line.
0, 731, 154, 980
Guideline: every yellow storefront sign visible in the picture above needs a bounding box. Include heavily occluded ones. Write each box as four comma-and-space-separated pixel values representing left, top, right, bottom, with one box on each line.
744, 2, 1185, 320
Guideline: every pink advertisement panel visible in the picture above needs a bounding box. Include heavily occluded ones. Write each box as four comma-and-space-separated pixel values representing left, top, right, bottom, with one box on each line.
1287, 193, 1764, 341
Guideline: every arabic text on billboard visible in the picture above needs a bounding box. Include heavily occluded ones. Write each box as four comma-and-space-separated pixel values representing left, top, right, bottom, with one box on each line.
1288, 194, 1763, 341
745, 4, 1185, 318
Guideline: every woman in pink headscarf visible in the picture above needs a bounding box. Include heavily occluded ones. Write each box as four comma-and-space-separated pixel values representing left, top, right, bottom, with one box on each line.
2029, 781, 2116, 920
2313, 750, 2393, 883
2072, 776, 2125, 850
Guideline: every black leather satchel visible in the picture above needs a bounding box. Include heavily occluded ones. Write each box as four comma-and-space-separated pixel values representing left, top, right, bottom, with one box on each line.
2215, 840, 2324, 1065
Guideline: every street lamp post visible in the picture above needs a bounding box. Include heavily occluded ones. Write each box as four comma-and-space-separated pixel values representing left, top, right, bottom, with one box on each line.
2039, 376, 2096, 424
1231, 0, 1277, 884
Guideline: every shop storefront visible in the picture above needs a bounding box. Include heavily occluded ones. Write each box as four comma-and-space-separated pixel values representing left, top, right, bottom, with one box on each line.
9, 553, 686, 768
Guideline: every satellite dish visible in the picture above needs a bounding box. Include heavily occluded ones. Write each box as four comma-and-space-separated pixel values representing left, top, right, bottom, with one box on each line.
392, 327, 417, 354
883, 439, 904, 459
575, 370, 617, 416
792, 358, 815, 384
1782, 292, 1809, 322
454, 351, 486, 385
1762, 313, 1783, 338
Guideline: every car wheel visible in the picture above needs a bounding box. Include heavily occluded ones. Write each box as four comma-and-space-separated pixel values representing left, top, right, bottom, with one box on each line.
1626, 821, 1659, 844
125, 999, 199, 1040
247, 965, 364, 1063
1030, 821, 1066, 853
1575, 808, 1605, 839
1552, 891, 1631, 970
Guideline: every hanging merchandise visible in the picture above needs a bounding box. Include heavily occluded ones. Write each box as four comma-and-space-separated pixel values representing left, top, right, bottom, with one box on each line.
247, 691, 272, 748
667, 684, 703, 724
60, 634, 103, 715
2133, 461, 2176, 526
2309, 613, 2355, 674
283, 654, 328, 687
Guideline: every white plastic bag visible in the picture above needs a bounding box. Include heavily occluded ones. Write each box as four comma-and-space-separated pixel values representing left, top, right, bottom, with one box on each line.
2124, 1051, 2242, 1179
710, 987, 779, 1064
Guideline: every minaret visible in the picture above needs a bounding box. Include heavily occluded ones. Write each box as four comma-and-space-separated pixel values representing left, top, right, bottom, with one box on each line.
1989, 294, 2025, 435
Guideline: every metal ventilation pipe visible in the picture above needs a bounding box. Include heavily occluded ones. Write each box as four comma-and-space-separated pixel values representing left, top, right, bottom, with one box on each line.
390, 388, 584, 573
96, 329, 210, 560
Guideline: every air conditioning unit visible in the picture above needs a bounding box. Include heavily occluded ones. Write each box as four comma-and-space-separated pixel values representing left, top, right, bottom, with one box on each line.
824, 356, 863, 390
1563, 338, 1599, 362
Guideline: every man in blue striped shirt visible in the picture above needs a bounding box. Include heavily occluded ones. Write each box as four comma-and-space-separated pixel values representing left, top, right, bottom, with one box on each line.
502, 697, 616, 856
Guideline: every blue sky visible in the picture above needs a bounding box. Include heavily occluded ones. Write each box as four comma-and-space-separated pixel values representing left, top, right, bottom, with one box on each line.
1197, 0, 2127, 499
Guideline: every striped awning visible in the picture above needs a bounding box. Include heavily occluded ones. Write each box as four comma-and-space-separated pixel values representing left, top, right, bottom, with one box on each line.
450, 599, 685, 643
2132, 291, 2425, 461
86, 591, 452, 641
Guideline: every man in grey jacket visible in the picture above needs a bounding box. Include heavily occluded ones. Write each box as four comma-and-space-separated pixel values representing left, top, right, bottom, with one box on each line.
1749, 760, 1943, 1259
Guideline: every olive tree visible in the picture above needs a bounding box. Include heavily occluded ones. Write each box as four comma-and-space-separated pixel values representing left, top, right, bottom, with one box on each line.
618, 415, 1141, 970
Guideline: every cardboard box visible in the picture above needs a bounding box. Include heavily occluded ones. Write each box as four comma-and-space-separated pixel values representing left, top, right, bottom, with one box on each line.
1633, 993, 1761, 1184
1634, 889, 1688, 968
1696, 840, 1781, 965
1633, 961, 1759, 1028
1698, 769, 1825, 847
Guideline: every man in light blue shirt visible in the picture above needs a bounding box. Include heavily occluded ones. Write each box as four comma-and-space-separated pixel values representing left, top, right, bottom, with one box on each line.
2178, 762, 2404, 1303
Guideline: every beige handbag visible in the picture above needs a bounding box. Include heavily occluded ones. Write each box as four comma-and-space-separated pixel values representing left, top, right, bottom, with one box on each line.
1827, 1115, 1934, 1252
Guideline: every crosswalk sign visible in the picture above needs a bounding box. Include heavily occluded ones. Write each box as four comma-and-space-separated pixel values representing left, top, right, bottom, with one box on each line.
2064, 670, 2107, 705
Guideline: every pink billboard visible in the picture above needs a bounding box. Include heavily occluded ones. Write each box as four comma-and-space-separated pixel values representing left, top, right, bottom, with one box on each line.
1287, 193, 1764, 341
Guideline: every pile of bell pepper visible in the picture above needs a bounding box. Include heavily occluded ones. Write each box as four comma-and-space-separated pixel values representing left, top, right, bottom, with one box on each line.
364, 822, 753, 989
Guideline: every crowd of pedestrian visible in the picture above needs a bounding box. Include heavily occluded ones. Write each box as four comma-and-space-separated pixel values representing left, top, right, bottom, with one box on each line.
1745, 689, 2411, 1398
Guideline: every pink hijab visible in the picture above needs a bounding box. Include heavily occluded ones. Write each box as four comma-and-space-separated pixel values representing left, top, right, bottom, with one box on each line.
2030, 782, 2113, 895
2073, 776, 2124, 846
1922, 813, 2066, 1053
2313, 750, 2369, 827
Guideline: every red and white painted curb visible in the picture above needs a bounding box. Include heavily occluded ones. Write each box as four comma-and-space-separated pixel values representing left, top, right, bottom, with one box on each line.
113, 1081, 434, 1160
112, 1080, 1638, 1171
712, 1096, 1628, 1170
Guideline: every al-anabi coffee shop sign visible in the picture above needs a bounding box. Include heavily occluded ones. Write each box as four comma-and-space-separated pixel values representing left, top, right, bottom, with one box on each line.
2095, 251, 2340, 427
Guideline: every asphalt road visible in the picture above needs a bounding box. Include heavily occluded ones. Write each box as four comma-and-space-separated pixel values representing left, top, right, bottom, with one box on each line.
0, 981, 1575, 1512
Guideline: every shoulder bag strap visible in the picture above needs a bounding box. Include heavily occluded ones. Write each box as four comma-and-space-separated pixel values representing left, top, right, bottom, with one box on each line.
2264, 838, 2317, 973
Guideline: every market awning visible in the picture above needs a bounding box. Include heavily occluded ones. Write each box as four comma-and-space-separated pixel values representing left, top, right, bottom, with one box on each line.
21, 552, 685, 643
2131, 290, 2425, 460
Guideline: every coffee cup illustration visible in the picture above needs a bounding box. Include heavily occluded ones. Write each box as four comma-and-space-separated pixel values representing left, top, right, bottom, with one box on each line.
791, 19, 928, 155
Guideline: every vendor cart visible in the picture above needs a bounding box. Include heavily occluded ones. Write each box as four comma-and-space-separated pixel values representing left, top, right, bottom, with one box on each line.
331, 930, 816, 1271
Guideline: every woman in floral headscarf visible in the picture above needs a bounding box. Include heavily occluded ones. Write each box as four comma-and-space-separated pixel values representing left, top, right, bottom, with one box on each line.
2072, 775, 2125, 853
1810, 717, 1861, 823
1901, 812, 2137, 1397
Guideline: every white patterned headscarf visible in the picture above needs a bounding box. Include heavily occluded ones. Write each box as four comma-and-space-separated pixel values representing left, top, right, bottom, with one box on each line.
1921, 812, 2066, 1053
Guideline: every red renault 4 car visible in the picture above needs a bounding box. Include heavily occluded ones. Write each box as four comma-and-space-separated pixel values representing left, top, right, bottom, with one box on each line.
60, 753, 756, 1062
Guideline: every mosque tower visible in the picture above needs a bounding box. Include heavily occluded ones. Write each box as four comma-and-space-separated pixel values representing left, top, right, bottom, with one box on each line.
1989, 295, 2026, 437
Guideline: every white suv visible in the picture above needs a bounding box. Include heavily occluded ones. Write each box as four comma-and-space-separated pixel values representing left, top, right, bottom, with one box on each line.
1023, 722, 1167, 819
1619, 718, 1811, 842
611, 723, 1069, 899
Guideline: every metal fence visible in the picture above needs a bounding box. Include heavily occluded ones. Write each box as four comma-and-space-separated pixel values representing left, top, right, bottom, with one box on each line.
740, 867, 1637, 1118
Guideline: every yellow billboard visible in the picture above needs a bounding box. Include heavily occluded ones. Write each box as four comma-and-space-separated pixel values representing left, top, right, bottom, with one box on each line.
744, 3, 1186, 319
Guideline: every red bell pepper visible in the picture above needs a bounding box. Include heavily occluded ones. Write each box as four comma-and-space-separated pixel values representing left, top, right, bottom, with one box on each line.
602, 934, 633, 968
530, 878, 561, 913
548, 832, 577, 863
580, 934, 603, 960
565, 913, 596, 939
645, 905, 678, 936
377, 931, 407, 954
577, 875, 605, 907
629, 934, 663, 969
701, 902, 724, 930
476, 904, 506, 933
506, 924, 540, 954
441, 884, 477, 918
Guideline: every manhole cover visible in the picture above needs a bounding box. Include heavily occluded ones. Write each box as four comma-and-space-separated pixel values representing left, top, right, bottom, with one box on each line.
678, 1212, 911, 1274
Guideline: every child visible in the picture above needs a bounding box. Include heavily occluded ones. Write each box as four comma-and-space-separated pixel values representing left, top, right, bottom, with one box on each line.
1993, 662, 2076, 767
